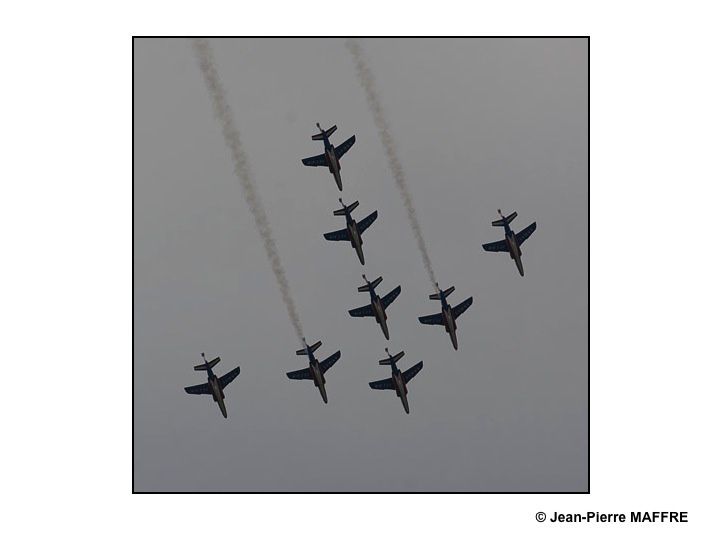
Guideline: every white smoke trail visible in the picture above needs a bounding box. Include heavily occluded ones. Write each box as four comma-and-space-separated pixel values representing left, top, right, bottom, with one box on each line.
192, 39, 304, 342
346, 39, 437, 286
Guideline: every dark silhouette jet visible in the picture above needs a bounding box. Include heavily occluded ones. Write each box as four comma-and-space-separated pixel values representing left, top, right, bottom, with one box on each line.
301, 123, 356, 190
369, 348, 424, 414
418, 283, 473, 350
286, 338, 341, 404
184, 353, 240, 418
349, 274, 401, 340
323, 198, 378, 265
482, 209, 537, 276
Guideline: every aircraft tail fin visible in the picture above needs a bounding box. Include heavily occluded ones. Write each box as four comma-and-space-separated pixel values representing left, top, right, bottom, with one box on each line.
492, 210, 517, 226
358, 275, 383, 292
194, 356, 220, 371
296, 340, 322, 355
333, 200, 359, 216
429, 286, 455, 300
380, 349, 405, 365
312, 124, 337, 140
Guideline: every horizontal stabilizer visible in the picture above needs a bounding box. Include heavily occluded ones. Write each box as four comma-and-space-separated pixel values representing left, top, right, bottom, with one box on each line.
194, 357, 220, 371
380, 350, 405, 365
429, 286, 454, 300
492, 211, 517, 226
358, 276, 382, 292
312, 125, 337, 140
333, 200, 359, 216
296, 340, 322, 355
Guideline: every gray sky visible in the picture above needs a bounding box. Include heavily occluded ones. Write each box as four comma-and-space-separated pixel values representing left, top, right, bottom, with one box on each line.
133, 37, 588, 492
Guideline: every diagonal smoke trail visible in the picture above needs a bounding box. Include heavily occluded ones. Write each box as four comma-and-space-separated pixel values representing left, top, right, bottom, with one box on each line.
192, 39, 304, 342
346, 39, 437, 287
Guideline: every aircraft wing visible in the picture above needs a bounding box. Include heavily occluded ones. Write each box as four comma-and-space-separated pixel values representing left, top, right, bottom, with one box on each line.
418, 312, 444, 325
302, 153, 329, 167
516, 222, 537, 246
451, 297, 473, 320
184, 382, 212, 395
286, 367, 313, 380
349, 303, 374, 317
403, 361, 424, 384
334, 135, 356, 160
356, 210, 378, 234
368, 377, 395, 390
319, 351, 341, 374
482, 239, 509, 252
323, 227, 350, 242
381, 285, 401, 309
218, 366, 240, 389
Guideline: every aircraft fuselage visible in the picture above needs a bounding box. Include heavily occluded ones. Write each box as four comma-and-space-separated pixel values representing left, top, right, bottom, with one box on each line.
391, 367, 410, 413
308, 355, 328, 403
322, 139, 342, 190
504, 229, 524, 276
346, 217, 365, 264
370, 292, 390, 340
206, 369, 227, 418
441, 300, 459, 350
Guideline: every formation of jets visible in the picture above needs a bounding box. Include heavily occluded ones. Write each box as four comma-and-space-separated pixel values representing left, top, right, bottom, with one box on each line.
185, 122, 537, 417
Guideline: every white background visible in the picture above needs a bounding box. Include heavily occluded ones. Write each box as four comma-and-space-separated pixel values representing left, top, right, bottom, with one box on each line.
2, 1, 718, 538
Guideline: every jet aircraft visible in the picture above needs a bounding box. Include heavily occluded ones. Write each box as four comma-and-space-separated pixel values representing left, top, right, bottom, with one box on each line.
286, 338, 341, 404
301, 123, 356, 191
418, 283, 473, 350
348, 274, 401, 340
482, 209, 537, 276
184, 353, 241, 418
368, 348, 424, 414
323, 198, 378, 265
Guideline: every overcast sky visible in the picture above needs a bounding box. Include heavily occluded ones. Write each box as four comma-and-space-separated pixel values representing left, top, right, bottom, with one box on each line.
133, 37, 588, 492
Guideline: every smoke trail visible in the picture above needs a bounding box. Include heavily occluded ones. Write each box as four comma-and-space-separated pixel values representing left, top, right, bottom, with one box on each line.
192, 39, 304, 342
346, 39, 437, 286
